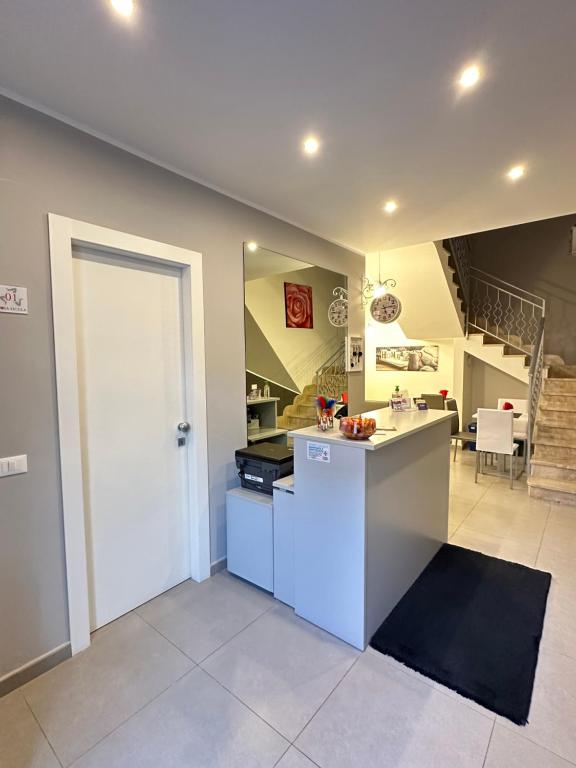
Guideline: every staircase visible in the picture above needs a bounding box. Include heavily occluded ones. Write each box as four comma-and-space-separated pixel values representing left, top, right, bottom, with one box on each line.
277, 384, 319, 430
277, 344, 347, 430
463, 332, 531, 384
528, 369, 576, 505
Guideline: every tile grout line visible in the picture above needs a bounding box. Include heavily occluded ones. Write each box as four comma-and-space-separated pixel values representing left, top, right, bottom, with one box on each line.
273, 744, 323, 768
481, 718, 496, 768
22, 694, 64, 768
56, 666, 194, 767
197, 602, 277, 667
374, 652, 496, 722
288, 654, 362, 750
133, 610, 199, 665
534, 503, 553, 565
497, 716, 576, 766
200, 665, 291, 745
449, 469, 494, 538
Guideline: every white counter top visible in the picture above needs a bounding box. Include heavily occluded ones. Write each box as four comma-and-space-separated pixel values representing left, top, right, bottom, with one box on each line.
288, 408, 453, 450
273, 474, 295, 491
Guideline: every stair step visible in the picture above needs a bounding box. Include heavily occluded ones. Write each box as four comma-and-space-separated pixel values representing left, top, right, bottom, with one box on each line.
537, 411, 576, 428
547, 365, 576, 380
294, 394, 317, 407
534, 445, 576, 465
533, 425, 576, 448
284, 403, 317, 419
528, 476, 576, 506
531, 458, 576, 472
539, 394, 576, 411
544, 378, 576, 395
531, 462, 576, 483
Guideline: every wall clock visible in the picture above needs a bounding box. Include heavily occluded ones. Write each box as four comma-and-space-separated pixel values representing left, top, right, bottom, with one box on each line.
328, 287, 348, 327
370, 293, 402, 324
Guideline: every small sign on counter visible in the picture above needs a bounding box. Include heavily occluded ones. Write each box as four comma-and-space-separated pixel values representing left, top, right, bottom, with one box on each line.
307, 441, 331, 463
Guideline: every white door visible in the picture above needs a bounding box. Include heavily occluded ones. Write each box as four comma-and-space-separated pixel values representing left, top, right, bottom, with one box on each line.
72, 246, 190, 631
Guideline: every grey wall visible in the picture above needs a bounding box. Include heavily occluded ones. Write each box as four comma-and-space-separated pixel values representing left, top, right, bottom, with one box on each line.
244, 308, 300, 392
462, 356, 529, 426
468, 214, 576, 364
0, 96, 365, 678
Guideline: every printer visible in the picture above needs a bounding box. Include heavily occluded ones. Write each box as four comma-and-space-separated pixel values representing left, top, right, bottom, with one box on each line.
235, 442, 294, 495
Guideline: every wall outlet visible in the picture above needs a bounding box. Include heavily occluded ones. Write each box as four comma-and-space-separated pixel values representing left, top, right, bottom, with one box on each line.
0, 455, 28, 477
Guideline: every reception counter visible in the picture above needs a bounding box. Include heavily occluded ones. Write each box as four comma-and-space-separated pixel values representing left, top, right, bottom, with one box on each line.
288, 408, 453, 650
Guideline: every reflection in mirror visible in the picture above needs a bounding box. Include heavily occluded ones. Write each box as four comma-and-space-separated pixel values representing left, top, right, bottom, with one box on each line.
243, 243, 348, 443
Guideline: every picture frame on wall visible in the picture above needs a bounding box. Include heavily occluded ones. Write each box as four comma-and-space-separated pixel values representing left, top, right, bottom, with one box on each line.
375, 344, 439, 372
346, 335, 364, 372
284, 282, 313, 328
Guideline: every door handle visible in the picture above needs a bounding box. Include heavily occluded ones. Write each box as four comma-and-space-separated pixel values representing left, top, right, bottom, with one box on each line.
177, 422, 191, 433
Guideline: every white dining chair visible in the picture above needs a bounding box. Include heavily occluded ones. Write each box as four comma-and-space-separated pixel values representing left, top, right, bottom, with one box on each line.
475, 408, 520, 489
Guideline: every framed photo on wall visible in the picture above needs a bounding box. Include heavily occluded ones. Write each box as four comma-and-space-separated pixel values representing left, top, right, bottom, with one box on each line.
346, 335, 364, 372
284, 282, 313, 328
375, 344, 439, 372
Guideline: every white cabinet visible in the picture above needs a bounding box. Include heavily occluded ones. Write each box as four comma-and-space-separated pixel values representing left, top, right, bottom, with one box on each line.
225, 477, 295, 604
273, 478, 295, 607
226, 488, 273, 591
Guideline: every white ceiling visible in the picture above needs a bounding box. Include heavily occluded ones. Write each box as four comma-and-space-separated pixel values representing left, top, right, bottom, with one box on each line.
1, 0, 575, 252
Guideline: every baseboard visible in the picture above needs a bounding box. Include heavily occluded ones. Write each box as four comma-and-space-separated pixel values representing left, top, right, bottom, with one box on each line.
0, 642, 71, 698
1, 562, 228, 696
211, 557, 227, 576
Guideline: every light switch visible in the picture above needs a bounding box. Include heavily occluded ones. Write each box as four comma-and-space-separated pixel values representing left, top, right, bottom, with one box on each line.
0, 455, 27, 477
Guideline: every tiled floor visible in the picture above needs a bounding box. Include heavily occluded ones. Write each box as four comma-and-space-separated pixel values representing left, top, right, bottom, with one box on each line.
3, 450, 576, 767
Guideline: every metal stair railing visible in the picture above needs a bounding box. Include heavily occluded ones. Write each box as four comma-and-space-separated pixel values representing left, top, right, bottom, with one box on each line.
315, 342, 347, 399
468, 267, 546, 357
446, 236, 472, 308
290, 336, 343, 391
527, 317, 545, 473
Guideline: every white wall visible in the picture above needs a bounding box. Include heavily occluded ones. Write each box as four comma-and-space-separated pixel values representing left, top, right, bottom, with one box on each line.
365, 242, 464, 340
365, 317, 455, 403
245, 266, 345, 390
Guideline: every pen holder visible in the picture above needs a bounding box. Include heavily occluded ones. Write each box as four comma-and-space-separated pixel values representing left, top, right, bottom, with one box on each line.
317, 407, 334, 431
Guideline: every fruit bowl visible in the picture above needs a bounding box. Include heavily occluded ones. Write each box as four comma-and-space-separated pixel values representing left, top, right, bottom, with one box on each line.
339, 416, 377, 440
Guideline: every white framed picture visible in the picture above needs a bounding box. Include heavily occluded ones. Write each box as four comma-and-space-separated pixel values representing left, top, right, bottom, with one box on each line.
346, 335, 364, 372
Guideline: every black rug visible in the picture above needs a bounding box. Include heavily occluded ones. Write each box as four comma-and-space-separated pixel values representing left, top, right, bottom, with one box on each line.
370, 544, 551, 724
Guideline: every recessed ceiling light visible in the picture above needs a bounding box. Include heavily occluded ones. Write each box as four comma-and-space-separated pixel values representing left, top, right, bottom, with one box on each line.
506, 164, 526, 181
383, 200, 398, 214
246, 241, 258, 252
110, 0, 134, 17
458, 64, 481, 89
302, 135, 320, 156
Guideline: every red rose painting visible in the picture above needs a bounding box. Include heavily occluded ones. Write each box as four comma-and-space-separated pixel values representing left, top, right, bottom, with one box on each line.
284, 282, 313, 329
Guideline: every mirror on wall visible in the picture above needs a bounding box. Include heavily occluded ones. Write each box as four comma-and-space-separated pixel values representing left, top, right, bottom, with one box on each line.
243, 243, 348, 443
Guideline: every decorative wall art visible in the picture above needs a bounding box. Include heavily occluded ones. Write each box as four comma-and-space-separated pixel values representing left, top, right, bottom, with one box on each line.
284, 282, 313, 328
375, 345, 439, 372
346, 335, 364, 372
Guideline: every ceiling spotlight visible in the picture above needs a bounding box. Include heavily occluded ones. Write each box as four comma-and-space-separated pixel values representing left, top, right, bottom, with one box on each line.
506, 165, 525, 181
458, 64, 481, 89
383, 200, 398, 214
246, 241, 258, 252
110, 0, 134, 17
302, 135, 320, 156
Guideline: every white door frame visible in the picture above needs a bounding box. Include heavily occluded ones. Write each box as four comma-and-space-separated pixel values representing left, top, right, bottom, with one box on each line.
49, 214, 211, 655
